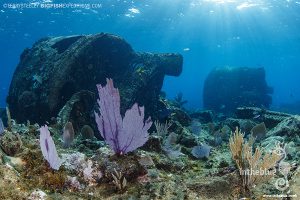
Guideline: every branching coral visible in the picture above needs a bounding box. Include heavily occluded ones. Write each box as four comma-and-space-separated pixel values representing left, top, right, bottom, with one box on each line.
153, 120, 172, 138
229, 127, 280, 190
111, 168, 127, 191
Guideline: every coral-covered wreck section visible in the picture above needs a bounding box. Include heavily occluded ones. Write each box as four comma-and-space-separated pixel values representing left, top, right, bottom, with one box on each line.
203, 67, 273, 114
7, 33, 183, 124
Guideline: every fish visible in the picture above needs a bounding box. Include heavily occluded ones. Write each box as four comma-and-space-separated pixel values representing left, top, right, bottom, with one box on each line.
32, 74, 43, 84
253, 114, 261, 119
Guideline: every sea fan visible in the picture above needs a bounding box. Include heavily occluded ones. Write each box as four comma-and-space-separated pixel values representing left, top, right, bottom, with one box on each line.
95, 78, 152, 155
63, 122, 75, 148
192, 144, 212, 159
39, 125, 61, 170
164, 133, 183, 158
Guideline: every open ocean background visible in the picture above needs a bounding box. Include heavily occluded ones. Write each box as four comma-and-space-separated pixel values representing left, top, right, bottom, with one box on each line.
1, 0, 300, 112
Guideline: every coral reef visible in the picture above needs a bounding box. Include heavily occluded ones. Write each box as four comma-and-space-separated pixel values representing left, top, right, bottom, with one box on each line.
1, 34, 299, 200
0, 104, 299, 199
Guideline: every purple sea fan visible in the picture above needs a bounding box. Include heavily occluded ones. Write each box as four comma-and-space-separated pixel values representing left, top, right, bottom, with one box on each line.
40, 125, 61, 170
95, 78, 152, 155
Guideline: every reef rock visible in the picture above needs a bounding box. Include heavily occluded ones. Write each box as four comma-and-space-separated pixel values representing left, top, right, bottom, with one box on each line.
223, 118, 256, 134
190, 110, 214, 123
0, 131, 23, 156
203, 67, 273, 114
7, 33, 183, 124
57, 90, 96, 132
235, 107, 292, 128
267, 116, 300, 139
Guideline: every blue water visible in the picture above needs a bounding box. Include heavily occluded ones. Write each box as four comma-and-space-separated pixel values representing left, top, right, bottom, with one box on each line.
1, 0, 300, 111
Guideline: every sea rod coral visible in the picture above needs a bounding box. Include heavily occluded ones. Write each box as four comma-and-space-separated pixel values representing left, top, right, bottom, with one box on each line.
229, 127, 280, 190
94, 78, 152, 155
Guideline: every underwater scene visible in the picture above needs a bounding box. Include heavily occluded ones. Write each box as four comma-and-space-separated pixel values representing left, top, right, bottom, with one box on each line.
0, 0, 300, 199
